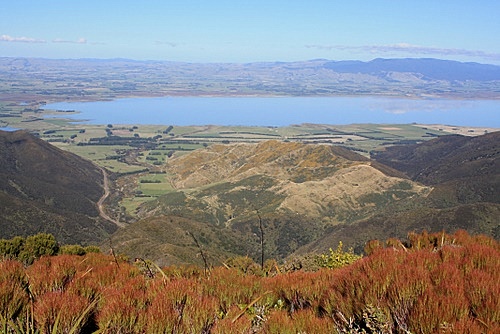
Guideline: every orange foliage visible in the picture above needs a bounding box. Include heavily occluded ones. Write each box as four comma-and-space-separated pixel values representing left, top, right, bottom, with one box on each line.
0, 230, 498, 333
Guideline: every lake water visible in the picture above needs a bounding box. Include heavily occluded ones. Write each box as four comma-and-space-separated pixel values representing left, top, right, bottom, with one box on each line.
0, 126, 19, 131
43, 97, 500, 127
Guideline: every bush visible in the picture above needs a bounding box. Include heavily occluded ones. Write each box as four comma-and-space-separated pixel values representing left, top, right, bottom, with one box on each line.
84, 245, 101, 253
0, 230, 498, 333
18, 233, 59, 265
316, 241, 362, 269
0, 236, 25, 259
224, 256, 262, 275
59, 244, 86, 255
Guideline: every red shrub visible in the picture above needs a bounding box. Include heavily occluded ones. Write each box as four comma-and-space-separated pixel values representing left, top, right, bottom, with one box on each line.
203, 267, 261, 310
0, 260, 29, 324
97, 275, 149, 332
0, 231, 497, 333
211, 305, 253, 334
26, 255, 78, 296
33, 290, 91, 333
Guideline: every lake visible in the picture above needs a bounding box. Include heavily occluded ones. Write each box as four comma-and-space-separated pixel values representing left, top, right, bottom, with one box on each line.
0, 126, 19, 132
43, 97, 500, 127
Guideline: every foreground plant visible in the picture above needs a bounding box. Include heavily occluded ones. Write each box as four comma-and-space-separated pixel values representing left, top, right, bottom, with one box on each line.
0, 230, 498, 333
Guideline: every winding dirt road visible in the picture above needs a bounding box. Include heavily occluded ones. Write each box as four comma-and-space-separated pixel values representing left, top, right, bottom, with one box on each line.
97, 166, 126, 228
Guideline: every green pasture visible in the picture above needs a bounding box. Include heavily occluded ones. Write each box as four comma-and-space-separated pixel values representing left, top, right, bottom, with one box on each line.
157, 143, 204, 150
138, 173, 175, 196
120, 197, 154, 216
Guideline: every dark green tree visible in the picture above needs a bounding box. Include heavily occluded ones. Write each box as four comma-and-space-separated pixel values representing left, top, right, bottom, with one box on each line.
18, 233, 59, 265
0, 236, 25, 259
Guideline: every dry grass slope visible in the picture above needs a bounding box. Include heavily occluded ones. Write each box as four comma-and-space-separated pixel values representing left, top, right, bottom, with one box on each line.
115, 141, 433, 263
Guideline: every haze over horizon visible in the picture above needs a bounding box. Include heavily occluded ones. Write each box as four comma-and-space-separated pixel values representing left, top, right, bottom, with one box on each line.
1, 1, 500, 65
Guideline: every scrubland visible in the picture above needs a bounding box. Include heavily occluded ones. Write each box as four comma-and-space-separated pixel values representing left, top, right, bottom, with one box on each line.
1, 230, 498, 333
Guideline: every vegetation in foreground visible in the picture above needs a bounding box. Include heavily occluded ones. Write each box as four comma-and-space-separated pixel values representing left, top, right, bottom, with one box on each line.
1, 230, 498, 333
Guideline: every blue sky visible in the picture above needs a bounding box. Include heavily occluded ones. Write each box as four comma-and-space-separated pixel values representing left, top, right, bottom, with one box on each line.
1, 0, 499, 64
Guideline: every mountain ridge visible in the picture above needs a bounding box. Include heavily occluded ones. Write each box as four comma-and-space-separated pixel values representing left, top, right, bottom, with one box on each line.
323, 58, 500, 81
0, 130, 117, 244
119, 141, 431, 264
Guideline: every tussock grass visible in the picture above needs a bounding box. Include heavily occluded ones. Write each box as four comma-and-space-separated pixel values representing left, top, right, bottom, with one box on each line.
0, 230, 498, 333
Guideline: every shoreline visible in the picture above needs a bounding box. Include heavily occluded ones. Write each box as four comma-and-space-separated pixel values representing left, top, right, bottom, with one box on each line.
3, 90, 500, 105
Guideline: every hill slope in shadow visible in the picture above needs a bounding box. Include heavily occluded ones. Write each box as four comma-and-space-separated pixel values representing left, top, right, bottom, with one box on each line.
0, 130, 117, 244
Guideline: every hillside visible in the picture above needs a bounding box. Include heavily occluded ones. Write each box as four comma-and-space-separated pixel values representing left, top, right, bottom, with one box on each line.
2, 130, 497, 264
372, 131, 500, 204
0, 130, 117, 244
112, 141, 430, 264
297, 132, 500, 254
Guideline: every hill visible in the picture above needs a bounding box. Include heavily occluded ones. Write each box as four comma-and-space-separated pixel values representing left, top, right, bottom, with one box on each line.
112, 141, 430, 264
297, 132, 500, 254
371, 131, 500, 204
2, 130, 497, 264
0, 130, 117, 244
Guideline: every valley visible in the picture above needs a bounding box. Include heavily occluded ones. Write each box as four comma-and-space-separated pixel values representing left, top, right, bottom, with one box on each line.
1, 127, 497, 266
0, 57, 499, 267
2, 3, 500, 331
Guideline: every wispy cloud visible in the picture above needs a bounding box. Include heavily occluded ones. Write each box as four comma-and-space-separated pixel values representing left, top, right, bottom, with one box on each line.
52, 37, 87, 44
305, 43, 500, 61
0, 34, 46, 43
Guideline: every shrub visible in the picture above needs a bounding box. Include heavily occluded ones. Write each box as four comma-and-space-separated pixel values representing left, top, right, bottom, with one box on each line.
0, 230, 497, 333
84, 245, 102, 253
320, 231, 500, 333
316, 241, 362, 269
0, 260, 30, 327
224, 256, 261, 275
18, 233, 59, 265
59, 244, 86, 256
0, 236, 25, 259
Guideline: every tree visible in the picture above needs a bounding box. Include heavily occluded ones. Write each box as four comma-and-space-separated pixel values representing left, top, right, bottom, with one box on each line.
59, 244, 86, 255
18, 233, 59, 265
0, 236, 25, 259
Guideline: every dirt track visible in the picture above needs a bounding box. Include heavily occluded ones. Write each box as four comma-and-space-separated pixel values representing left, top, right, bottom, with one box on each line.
97, 166, 126, 228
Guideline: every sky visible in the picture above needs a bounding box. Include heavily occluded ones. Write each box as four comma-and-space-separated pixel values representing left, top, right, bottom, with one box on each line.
1, 1, 500, 64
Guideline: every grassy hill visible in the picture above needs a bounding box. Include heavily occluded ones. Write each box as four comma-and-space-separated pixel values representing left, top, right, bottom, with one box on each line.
0, 130, 117, 244
372, 131, 500, 204
297, 132, 500, 255
112, 141, 431, 264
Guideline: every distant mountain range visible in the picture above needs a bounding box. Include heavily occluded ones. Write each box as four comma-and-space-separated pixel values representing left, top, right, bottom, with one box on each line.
1, 57, 499, 100
323, 58, 500, 81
